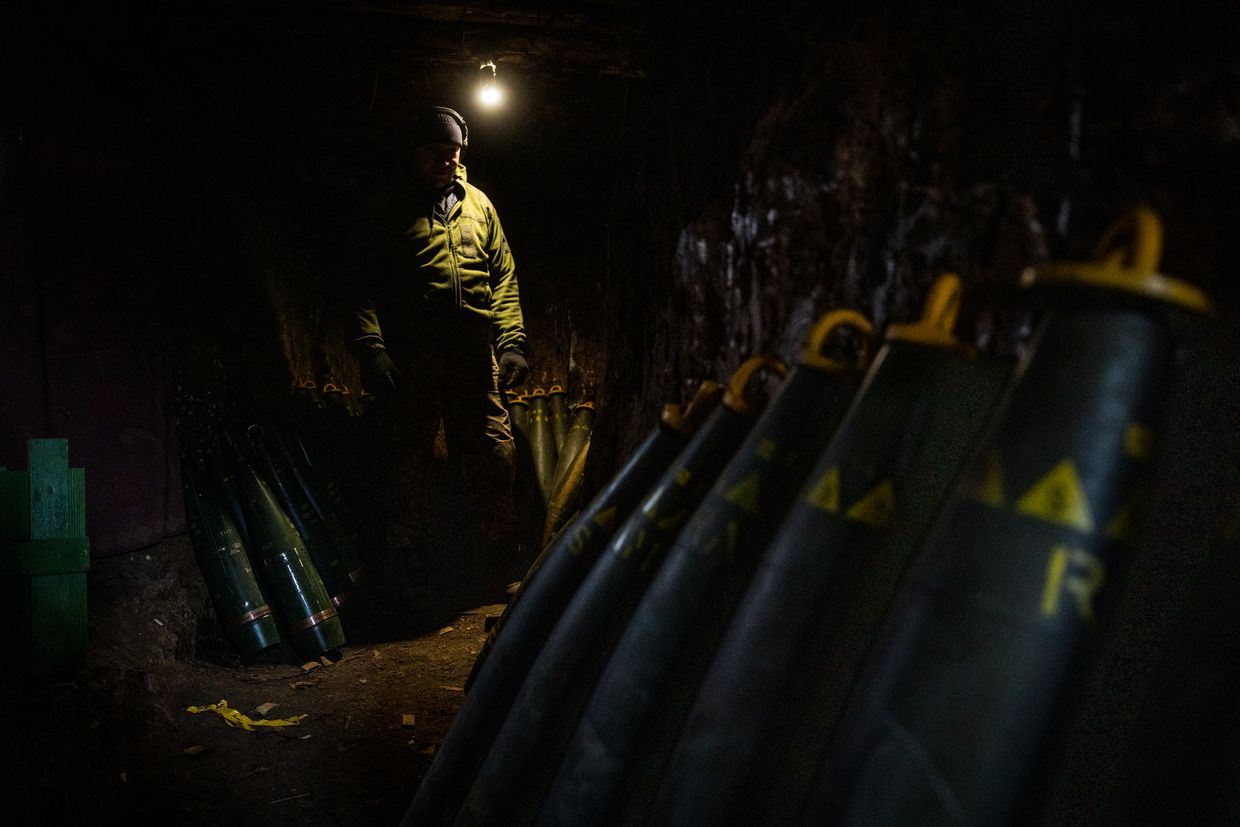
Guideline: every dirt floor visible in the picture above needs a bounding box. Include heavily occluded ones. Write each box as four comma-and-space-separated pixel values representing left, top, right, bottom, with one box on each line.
0, 534, 509, 827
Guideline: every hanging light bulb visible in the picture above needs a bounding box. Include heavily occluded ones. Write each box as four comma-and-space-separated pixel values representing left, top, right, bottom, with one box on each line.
477, 60, 503, 108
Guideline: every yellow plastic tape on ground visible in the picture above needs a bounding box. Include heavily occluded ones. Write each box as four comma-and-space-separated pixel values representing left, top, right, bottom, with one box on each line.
186, 699, 307, 731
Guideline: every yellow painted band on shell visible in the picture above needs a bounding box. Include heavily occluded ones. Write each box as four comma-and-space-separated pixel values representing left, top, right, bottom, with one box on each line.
1022, 206, 1213, 317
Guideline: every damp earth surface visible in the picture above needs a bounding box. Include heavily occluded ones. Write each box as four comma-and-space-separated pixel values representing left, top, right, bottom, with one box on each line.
0, 535, 502, 826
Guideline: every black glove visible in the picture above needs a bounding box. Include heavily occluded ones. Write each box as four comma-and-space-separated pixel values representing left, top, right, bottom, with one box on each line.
497, 348, 528, 391
360, 349, 401, 396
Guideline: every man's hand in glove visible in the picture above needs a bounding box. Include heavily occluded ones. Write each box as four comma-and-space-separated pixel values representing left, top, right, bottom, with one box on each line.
360, 350, 401, 396
497, 348, 529, 390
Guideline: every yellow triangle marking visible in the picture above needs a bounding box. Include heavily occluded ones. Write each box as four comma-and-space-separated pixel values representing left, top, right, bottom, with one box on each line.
630, 528, 648, 557
845, 480, 896, 528
723, 519, 739, 561
1104, 489, 1145, 544
1124, 424, 1153, 461
1016, 460, 1094, 533
961, 451, 1005, 507
806, 467, 840, 513
755, 438, 778, 460
725, 473, 761, 514
675, 467, 692, 486
656, 509, 687, 533
1104, 501, 1135, 544
594, 505, 618, 531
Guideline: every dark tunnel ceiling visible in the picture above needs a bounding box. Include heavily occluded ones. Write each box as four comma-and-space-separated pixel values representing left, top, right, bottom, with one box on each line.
126, 0, 659, 155
269, 0, 655, 79
200, 0, 655, 93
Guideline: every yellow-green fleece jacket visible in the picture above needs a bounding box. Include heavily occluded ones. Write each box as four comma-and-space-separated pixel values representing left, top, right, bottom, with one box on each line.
350, 163, 525, 358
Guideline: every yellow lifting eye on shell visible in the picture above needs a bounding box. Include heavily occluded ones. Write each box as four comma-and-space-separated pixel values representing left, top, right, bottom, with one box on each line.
661, 380, 725, 436
799, 308, 876, 373
721, 355, 789, 419
884, 272, 975, 353
1021, 206, 1214, 318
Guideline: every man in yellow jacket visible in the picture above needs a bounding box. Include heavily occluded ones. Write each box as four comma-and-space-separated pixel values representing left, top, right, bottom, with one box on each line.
349, 106, 528, 607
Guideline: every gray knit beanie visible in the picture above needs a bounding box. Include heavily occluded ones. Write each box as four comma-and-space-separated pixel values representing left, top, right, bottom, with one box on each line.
412, 108, 466, 147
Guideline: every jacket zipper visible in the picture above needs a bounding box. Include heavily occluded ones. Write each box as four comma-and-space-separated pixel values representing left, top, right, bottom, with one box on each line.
446, 216, 462, 309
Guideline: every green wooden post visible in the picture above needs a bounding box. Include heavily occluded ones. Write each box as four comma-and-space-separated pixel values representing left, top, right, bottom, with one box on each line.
0, 440, 90, 678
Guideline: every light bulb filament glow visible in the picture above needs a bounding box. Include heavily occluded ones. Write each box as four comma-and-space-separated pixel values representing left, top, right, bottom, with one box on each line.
477, 60, 503, 108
